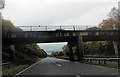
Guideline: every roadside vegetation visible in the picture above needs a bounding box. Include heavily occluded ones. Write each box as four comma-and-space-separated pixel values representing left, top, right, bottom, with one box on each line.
2, 5, 119, 76
83, 60, 118, 68
2, 64, 29, 76
2, 19, 47, 76
2, 58, 44, 76
51, 7, 119, 57
2, 19, 47, 63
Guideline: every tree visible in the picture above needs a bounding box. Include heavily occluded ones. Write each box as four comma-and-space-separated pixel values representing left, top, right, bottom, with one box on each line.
86, 27, 99, 30
51, 52, 55, 57
2, 19, 22, 37
62, 44, 70, 56
59, 51, 64, 56
99, 18, 118, 30
0, 0, 5, 9
40, 49, 47, 57
99, 7, 120, 56
2, 19, 47, 63
99, 7, 120, 30
83, 25, 115, 56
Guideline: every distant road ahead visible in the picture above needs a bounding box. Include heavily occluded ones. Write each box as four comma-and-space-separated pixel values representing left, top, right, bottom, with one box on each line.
16, 57, 119, 77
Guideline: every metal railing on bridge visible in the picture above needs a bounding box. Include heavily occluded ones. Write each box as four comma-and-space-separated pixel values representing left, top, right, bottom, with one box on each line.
16, 25, 97, 31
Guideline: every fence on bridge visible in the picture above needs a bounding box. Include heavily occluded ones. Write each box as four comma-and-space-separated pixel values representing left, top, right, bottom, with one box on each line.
16, 25, 98, 31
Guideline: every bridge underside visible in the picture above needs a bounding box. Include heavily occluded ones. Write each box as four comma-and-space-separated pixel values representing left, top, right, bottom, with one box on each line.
3, 35, 119, 45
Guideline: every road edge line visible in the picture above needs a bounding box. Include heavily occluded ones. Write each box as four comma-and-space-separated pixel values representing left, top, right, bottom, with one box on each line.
13, 60, 42, 77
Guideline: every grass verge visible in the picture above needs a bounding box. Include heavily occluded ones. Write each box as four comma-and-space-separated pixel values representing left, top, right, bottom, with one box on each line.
2, 58, 45, 76
2, 64, 29, 76
84, 60, 118, 68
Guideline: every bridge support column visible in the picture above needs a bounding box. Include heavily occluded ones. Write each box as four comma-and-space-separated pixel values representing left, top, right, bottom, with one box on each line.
76, 36, 84, 61
117, 42, 120, 69
113, 41, 120, 69
113, 41, 119, 56
68, 42, 74, 61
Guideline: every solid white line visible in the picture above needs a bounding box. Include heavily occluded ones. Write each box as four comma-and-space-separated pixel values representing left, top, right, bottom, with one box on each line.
13, 60, 41, 77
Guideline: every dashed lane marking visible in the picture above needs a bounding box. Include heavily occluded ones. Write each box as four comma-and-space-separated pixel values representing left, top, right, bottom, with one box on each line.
53, 62, 62, 67
76, 74, 81, 77
58, 64, 62, 67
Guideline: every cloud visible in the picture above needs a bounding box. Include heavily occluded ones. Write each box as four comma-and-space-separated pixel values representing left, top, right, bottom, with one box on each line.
3, 0, 118, 26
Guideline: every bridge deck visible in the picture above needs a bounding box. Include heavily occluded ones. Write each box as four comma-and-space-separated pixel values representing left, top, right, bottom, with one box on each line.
3, 30, 120, 45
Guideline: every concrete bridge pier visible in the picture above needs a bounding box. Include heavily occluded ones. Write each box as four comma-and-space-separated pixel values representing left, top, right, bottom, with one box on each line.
113, 40, 120, 69
76, 36, 84, 61
68, 42, 74, 61
118, 42, 120, 69
116, 41, 120, 69
113, 41, 119, 56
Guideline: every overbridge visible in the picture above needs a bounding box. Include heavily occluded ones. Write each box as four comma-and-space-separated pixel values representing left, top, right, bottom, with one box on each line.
3, 26, 120, 61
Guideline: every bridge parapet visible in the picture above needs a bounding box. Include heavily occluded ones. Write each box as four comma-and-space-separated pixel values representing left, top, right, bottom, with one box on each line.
17, 26, 77, 31
2, 30, 120, 45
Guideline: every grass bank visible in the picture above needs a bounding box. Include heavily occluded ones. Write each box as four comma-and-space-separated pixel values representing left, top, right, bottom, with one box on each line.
2, 64, 29, 76
58, 57, 118, 68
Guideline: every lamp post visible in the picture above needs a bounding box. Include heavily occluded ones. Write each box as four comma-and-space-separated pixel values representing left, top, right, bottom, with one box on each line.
0, 0, 5, 76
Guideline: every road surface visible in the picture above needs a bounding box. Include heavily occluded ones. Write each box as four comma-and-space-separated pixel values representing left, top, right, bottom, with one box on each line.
16, 57, 119, 77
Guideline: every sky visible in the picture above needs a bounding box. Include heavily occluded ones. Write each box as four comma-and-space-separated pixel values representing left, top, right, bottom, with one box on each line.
2, 0, 119, 54
38, 42, 67, 55
2, 0, 118, 26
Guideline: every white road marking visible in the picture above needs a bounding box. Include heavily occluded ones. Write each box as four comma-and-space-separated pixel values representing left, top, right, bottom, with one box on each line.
74, 62, 79, 63
53, 62, 62, 67
58, 64, 62, 67
76, 74, 81, 77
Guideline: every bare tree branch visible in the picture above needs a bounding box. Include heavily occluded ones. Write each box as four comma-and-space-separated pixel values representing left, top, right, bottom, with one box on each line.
0, 0, 5, 10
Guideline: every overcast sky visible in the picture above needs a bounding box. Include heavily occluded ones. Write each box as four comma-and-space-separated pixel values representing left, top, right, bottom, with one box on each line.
38, 42, 67, 55
2, 0, 118, 26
